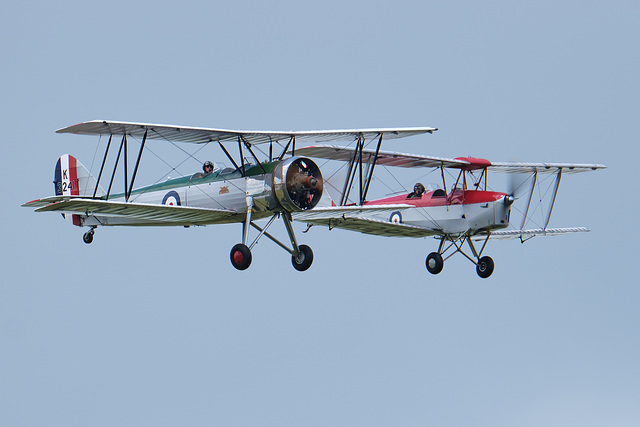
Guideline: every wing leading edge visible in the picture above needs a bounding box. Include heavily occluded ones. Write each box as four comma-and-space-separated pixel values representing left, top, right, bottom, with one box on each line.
57, 121, 437, 146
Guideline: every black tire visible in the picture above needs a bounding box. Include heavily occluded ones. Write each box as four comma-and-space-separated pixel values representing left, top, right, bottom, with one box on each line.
83, 231, 94, 244
230, 243, 252, 270
292, 244, 313, 271
476, 256, 494, 278
426, 252, 444, 274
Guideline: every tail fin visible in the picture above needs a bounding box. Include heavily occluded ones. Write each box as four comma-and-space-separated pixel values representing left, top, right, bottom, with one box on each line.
54, 154, 105, 198
53, 155, 105, 227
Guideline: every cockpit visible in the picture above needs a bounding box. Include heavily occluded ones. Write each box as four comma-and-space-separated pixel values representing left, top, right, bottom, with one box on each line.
191, 160, 221, 179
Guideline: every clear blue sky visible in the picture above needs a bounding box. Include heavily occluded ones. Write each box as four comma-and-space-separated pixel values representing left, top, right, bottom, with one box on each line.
2, 1, 638, 426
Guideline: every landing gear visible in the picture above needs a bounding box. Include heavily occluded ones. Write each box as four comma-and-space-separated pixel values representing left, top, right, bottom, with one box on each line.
427, 233, 496, 278
292, 244, 313, 271
230, 243, 252, 270
476, 256, 494, 279
82, 228, 95, 244
426, 252, 444, 274
228, 198, 314, 271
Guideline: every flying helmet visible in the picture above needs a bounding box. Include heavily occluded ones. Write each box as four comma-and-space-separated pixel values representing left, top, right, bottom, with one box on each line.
203, 161, 214, 172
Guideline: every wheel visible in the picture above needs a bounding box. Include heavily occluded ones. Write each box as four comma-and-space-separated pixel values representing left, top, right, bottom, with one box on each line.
426, 252, 444, 274
476, 256, 494, 278
230, 243, 252, 270
82, 230, 94, 244
291, 244, 313, 271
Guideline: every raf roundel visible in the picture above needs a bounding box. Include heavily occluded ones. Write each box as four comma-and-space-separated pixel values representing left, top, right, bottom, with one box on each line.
389, 211, 403, 224
162, 191, 181, 206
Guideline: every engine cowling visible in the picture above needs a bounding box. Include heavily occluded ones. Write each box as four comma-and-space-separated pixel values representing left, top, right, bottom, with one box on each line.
273, 157, 323, 212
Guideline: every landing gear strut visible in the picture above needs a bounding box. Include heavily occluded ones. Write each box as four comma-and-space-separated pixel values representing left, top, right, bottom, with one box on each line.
425, 233, 495, 278
229, 197, 314, 271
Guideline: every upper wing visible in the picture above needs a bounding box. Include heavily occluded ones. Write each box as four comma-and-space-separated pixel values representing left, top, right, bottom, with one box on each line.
488, 162, 606, 174
293, 205, 438, 238
25, 197, 238, 226
57, 120, 437, 146
295, 145, 606, 174
295, 145, 468, 168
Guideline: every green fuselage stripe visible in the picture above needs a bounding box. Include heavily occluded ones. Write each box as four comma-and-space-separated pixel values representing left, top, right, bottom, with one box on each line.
106, 161, 279, 200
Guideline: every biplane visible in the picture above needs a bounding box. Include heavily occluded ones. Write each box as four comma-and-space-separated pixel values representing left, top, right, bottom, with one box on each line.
22, 120, 605, 277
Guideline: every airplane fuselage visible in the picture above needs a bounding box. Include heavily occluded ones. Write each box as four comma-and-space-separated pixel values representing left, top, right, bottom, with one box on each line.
364, 189, 512, 235
82, 163, 282, 227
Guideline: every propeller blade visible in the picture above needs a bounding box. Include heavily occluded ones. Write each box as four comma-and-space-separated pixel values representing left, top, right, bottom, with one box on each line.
507, 172, 531, 199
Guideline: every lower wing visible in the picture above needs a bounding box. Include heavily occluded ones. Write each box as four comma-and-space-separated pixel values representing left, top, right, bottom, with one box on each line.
24, 197, 238, 226
293, 205, 438, 237
473, 227, 590, 241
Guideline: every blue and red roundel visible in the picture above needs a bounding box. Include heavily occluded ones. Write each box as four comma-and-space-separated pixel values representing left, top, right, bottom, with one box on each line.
162, 191, 181, 206
389, 211, 402, 224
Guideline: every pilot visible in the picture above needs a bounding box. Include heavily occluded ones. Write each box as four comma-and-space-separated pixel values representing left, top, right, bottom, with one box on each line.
203, 161, 214, 175
407, 182, 426, 199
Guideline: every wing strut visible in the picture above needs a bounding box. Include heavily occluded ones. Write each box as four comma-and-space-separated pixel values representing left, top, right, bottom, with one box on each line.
106, 134, 126, 200
340, 136, 361, 205
218, 141, 240, 171
361, 134, 384, 204
97, 131, 149, 202
127, 129, 147, 201
278, 136, 294, 160
237, 137, 246, 176
340, 133, 369, 205
544, 168, 563, 230
93, 134, 112, 199
241, 136, 266, 174
123, 132, 128, 201
519, 170, 537, 230
337, 133, 388, 206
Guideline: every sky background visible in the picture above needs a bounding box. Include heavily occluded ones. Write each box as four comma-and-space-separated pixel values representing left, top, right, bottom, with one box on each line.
1, 1, 638, 426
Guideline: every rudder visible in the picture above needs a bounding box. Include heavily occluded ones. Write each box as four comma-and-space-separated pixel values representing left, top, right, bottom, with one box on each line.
54, 154, 105, 197
53, 154, 104, 227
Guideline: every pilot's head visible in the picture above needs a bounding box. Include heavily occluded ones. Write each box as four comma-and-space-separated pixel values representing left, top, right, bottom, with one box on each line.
203, 161, 214, 173
414, 182, 425, 196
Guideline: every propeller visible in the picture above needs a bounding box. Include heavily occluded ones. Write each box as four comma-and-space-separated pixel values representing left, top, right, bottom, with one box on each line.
505, 172, 531, 206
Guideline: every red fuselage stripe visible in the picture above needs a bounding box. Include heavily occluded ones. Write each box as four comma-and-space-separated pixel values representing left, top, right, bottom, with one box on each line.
365, 190, 506, 207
